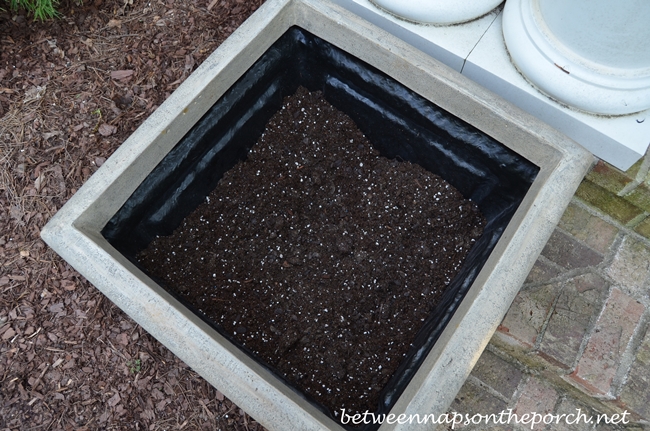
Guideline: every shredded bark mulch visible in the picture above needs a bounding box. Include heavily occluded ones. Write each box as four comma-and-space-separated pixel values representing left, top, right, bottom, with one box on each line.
137, 87, 485, 418
1, 0, 268, 429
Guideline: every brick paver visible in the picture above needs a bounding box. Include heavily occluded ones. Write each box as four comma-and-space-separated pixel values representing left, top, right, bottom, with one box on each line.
606, 235, 650, 293
514, 377, 558, 416
558, 203, 619, 254
498, 282, 561, 348
455, 158, 650, 429
524, 259, 563, 285
539, 273, 608, 369
450, 380, 508, 423
551, 397, 596, 431
568, 288, 645, 395
594, 421, 643, 431
541, 230, 603, 270
471, 350, 523, 399
634, 216, 650, 239
618, 326, 650, 419
624, 183, 650, 213
575, 180, 643, 225
586, 160, 632, 194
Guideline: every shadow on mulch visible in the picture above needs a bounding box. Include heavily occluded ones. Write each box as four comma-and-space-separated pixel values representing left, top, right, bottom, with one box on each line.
0, 0, 267, 429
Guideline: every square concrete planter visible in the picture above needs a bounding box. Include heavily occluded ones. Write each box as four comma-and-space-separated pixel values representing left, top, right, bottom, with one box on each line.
41, 0, 593, 429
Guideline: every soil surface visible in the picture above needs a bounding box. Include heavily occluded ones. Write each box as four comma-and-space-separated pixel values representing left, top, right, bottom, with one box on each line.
1, 0, 270, 430
137, 87, 486, 417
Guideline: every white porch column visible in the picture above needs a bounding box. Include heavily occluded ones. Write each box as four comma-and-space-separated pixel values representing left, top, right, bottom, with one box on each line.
370, 0, 503, 25
502, 0, 650, 116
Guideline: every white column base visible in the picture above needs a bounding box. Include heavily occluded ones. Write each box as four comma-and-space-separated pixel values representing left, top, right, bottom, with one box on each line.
370, 0, 503, 25
502, 0, 650, 116
330, 0, 650, 170
464, 15, 650, 170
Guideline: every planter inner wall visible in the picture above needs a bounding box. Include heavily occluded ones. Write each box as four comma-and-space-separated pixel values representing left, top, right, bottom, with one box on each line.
102, 26, 538, 425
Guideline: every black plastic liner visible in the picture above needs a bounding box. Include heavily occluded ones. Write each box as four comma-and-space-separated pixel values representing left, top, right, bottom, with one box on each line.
103, 26, 539, 430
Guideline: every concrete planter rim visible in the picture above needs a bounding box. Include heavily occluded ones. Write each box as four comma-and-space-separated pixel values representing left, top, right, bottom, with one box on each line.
41, 0, 593, 429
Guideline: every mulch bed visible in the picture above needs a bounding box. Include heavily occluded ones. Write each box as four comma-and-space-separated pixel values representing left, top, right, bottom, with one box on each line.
0, 0, 268, 429
137, 87, 485, 417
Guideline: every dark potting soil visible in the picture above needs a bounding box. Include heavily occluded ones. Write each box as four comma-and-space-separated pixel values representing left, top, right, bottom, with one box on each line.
137, 86, 486, 417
